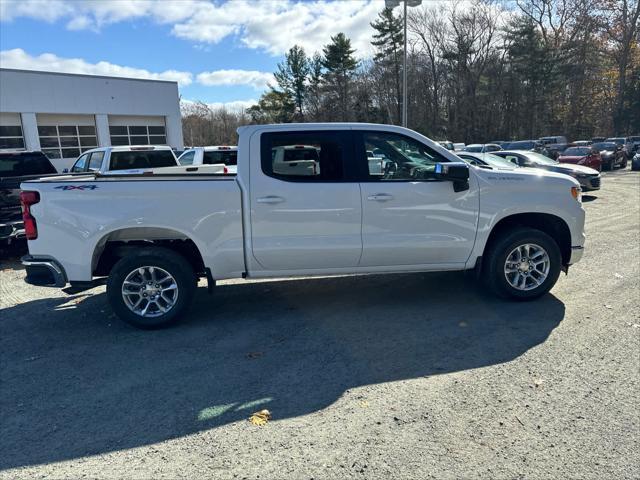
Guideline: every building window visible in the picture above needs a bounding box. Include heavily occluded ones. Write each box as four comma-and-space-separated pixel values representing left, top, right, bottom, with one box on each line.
38, 125, 97, 160
0, 125, 26, 149
109, 125, 167, 146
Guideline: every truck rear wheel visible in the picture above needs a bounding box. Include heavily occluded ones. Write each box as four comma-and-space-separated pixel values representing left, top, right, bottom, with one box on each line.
483, 228, 562, 300
106, 247, 197, 329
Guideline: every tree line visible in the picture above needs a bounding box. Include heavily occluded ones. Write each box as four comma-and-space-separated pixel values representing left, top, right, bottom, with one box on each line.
182, 0, 639, 146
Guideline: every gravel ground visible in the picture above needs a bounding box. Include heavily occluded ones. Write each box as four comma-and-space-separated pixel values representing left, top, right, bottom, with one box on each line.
1, 167, 639, 479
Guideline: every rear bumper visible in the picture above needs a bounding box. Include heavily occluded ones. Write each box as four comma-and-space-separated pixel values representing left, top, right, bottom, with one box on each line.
0, 220, 25, 242
21, 255, 67, 287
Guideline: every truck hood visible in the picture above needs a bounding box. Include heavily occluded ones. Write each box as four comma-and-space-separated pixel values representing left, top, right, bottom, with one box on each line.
474, 164, 580, 185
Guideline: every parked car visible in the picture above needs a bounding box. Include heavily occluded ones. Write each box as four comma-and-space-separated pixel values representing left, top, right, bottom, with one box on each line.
591, 142, 627, 170
178, 146, 237, 173
632, 152, 640, 171
489, 140, 507, 146
591, 137, 606, 143
438, 141, 454, 151
20, 123, 586, 328
453, 143, 466, 151
628, 135, 640, 154
546, 143, 574, 160
0, 150, 58, 245
502, 140, 547, 154
573, 140, 592, 147
540, 136, 568, 146
455, 152, 516, 170
493, 150, 601, 191
605, 137, 634, 159
557, 146, 602, 171
463, 143, 502, 153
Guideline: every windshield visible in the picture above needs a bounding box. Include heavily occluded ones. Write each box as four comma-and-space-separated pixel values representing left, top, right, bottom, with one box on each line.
203, 150, 237, 166
605, 138, 624, 144
592, 142, 616, 151
464, 145, 483, 152
504, 141, 534, 150
526, 152, 558, 165
0, 152, 57, 177
562, 147, 591, 156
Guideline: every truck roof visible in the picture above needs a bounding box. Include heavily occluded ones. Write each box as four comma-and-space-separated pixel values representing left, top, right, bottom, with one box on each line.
237, 122, 423, 136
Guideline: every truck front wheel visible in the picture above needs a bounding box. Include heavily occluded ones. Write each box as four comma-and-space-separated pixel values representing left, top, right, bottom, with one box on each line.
483, 228, 562, 300
106, 247, 197, 329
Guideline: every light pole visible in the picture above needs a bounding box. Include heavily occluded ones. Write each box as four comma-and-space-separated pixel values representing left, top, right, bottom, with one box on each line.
385, 0, 422, 127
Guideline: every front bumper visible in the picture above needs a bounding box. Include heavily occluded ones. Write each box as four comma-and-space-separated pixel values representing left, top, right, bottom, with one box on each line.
576, 174, 601, 191
21, 255, 67, 287
569, 246, 584, 265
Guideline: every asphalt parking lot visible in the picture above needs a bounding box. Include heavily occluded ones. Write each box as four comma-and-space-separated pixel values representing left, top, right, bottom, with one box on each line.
1, 167, 639, 479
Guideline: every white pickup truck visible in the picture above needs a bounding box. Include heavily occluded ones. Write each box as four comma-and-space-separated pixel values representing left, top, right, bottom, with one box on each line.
21, 123, 585, 328
177, 146, 237, 173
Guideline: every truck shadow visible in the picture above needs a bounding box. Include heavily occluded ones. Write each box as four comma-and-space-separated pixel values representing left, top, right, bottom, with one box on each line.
1, 272, 564, 470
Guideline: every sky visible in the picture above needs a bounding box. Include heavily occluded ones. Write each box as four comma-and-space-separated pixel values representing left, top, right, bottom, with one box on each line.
0, 0, 391, 110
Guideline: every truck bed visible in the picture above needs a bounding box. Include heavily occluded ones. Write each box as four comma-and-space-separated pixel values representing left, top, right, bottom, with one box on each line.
21, 174, 245, 281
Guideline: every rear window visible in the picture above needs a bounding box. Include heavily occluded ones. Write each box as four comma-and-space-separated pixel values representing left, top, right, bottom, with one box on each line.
563, 147, 591, 156
505, 141, 534, 150
203, 150, 237, 166
0, 152, 57, 177
283, 148, 320, 162
109, 150, 176, 171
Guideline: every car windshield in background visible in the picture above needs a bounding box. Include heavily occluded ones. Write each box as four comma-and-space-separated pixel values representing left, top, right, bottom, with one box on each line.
480, 153, 517, 169
563, 147, 591, 156
0, 152, 57, 177
109, 150, 176, 171
203, 150, 238, 166
504, 141, 534, 150
526, 152, 558, 165
606, 138, 624, 144
464, 145, 483, 152
592, 142, 616, 151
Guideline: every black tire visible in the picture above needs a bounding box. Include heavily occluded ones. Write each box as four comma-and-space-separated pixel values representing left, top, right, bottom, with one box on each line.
482, 227, 562, 300
107, 247, 197, 329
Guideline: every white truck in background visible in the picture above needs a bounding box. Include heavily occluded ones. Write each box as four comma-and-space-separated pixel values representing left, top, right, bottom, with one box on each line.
178, 146, 237, 174
64, 145, 227, 175
21, 123, 585, 329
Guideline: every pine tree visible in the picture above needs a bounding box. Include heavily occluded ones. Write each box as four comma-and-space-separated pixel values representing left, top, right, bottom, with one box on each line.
321, 33, 359, 121
371, 7, 404, 123
306, 52, 324, 120
273, 45, 310, 118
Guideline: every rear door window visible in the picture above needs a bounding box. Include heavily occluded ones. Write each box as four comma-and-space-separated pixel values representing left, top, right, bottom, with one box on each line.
88, 151, 104, 171
261, 131, 351, 181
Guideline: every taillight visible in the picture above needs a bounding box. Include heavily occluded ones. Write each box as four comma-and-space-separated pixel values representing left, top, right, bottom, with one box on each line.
20, 190, 40, 240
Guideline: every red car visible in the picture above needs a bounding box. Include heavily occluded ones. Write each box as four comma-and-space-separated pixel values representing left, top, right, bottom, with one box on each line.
558, 146, 602, 171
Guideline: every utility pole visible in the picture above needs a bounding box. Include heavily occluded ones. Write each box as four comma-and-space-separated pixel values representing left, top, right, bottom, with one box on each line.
385, 0, 422, 127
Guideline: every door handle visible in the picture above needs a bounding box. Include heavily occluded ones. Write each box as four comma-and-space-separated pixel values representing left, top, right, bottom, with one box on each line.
367, 193, 394, 201
256, 195, 285, 204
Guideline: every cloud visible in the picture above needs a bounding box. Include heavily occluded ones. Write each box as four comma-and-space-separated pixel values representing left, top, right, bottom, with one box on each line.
0, 0, 383, 57
0, 48, 194, 86
196, 70, 274, 90
181, 98, 257, 112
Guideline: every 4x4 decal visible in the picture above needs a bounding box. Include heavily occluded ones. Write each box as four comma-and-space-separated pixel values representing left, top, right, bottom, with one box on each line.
54, 185, 99, 191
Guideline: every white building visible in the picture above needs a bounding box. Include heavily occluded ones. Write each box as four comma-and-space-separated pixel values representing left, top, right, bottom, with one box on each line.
0, 68, 184, 171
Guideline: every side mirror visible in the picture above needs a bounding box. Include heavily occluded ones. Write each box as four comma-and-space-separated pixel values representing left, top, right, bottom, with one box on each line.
434, 163, 470, 192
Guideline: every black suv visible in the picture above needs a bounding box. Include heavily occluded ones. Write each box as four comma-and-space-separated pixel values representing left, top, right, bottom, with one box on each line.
0, 151, 58, 244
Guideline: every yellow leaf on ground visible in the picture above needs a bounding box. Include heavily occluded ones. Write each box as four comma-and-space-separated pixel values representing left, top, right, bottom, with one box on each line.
249, 409, 272, 426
